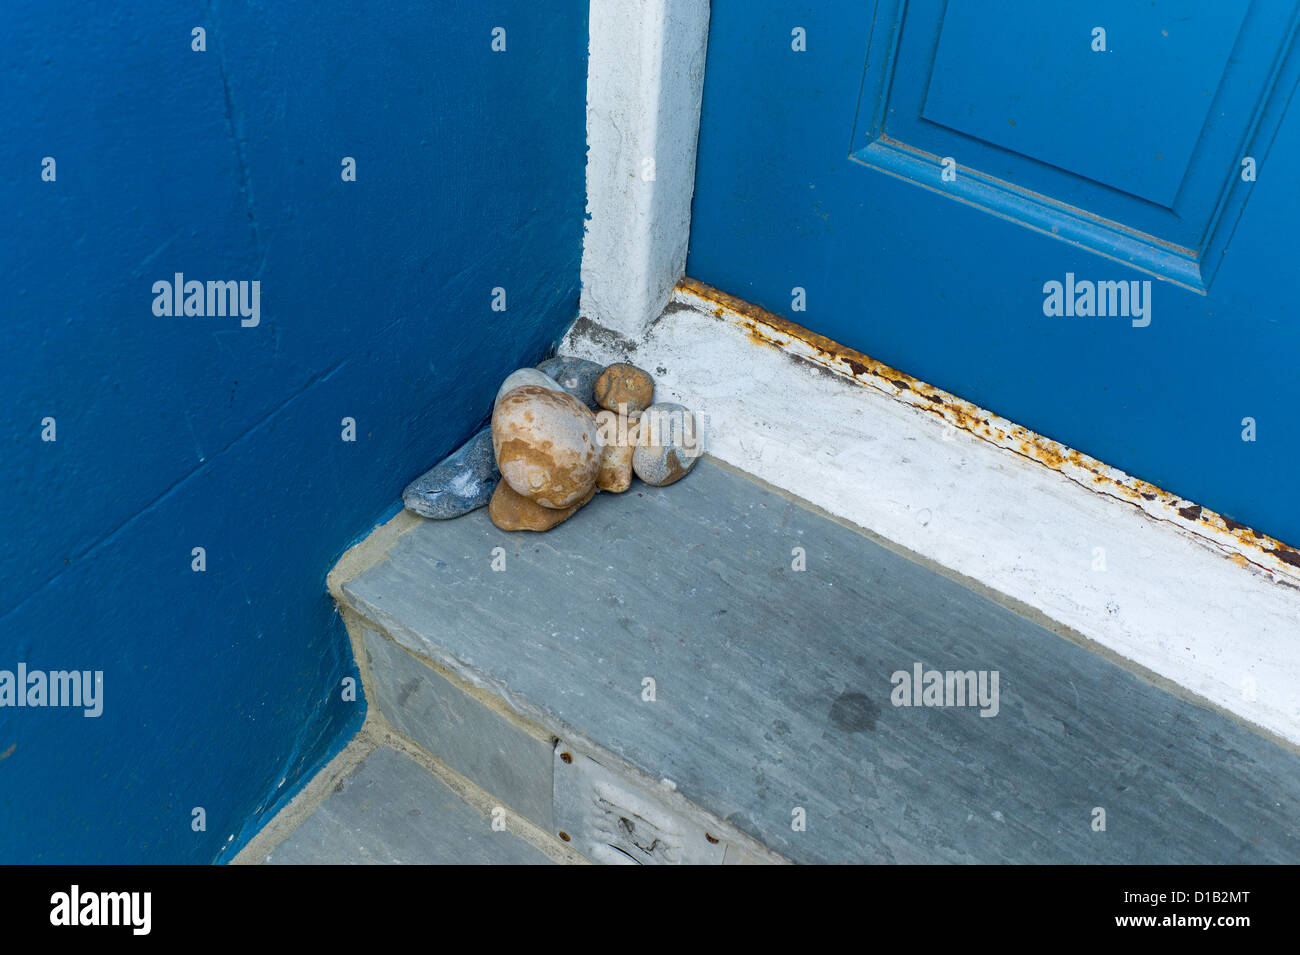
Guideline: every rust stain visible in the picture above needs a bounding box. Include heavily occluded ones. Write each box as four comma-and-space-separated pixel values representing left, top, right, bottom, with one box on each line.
675, 276, 1300, 584
0, 743, 15, 762
1271, 548, 1300, 569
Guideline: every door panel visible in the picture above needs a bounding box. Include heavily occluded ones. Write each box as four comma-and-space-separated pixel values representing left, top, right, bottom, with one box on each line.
851, 0, 1300, 290
921, 0, 1248, 208
686, 0, 1300, 547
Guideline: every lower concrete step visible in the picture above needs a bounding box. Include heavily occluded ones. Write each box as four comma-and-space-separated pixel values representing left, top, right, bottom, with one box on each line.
263, 744, 555, 865
334, 457, 1300, 864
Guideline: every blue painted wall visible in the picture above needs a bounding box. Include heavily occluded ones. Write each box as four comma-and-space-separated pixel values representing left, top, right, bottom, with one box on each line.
0, 1, 588, 862
687, 2, 1300, 547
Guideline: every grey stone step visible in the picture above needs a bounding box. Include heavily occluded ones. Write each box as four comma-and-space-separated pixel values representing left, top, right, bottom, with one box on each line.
263, 745, 554, 865
338, 458, 1300, 864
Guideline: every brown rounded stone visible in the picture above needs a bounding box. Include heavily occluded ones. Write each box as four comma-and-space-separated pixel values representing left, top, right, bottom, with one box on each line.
594, 363, 655, 415
488, 480, 595, 532
594, 411, 638, 493
492, 385, 600, 508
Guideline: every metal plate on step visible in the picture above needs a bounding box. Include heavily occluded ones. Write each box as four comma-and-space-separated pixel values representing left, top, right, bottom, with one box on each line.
553, 746, 728, 865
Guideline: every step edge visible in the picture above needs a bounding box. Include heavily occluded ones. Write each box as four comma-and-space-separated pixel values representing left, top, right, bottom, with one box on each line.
339, 589, 790, 865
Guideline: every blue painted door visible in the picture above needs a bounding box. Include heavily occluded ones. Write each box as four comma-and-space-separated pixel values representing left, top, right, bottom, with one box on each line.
687, 1, 1300, 546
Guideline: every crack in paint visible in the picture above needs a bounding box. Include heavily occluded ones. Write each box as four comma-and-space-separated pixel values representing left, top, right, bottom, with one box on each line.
0, 359, 351, 627
209, 0, 263, 266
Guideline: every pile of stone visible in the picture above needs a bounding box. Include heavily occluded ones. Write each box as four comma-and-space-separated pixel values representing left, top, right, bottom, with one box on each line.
402, 357, 701, 531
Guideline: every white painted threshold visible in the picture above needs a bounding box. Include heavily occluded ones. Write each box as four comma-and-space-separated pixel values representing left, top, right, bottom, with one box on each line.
561, 278, 1300, 749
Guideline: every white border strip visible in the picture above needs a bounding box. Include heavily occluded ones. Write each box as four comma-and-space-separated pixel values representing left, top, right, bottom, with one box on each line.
561, 283, 1300, 747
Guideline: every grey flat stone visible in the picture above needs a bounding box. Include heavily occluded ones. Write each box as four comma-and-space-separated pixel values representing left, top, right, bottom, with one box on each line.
343, 459, 1300, 864
537, 355, 604, 410
264, 746, 553, 865
362, 626, 555, 830
402, 426, 499, 519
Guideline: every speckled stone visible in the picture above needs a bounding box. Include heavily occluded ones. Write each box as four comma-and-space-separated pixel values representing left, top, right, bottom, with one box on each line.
492, 385, 600, 508
594, 363, 655, 415
536, 356, 604, 411
494, 368, 563, 410
595, 411, 638, 493
488, 480, 596, 532
632, 402, 701, 487
402, 427, 500, 519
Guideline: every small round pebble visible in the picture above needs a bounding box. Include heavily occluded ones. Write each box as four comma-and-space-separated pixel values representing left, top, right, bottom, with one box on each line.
632, 402, 701, 487
594, 411, 638, 493
594, 363, 655, 415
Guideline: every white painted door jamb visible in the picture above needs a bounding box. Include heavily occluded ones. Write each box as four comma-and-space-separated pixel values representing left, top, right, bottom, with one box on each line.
581, 0, 711, 339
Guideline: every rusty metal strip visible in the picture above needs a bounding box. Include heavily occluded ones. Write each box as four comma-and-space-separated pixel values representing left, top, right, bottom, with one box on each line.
674, 276, 1300, 585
